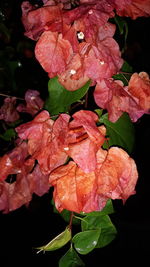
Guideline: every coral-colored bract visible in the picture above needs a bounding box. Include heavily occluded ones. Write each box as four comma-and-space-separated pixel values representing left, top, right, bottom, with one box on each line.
21, 0, 150, 122
0, 108, 138, 213
94, 72, 150, 122
49, 147, 138, 213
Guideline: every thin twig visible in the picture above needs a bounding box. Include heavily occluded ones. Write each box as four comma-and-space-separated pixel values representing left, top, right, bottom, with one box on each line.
0, 93, 24, 100
69, 212, 74, 231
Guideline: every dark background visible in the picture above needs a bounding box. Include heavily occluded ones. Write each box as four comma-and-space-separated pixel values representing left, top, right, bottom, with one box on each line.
0, 1, 150, 266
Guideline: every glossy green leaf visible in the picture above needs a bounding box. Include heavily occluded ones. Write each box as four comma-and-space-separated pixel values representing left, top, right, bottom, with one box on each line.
81, 215, 117, 248
94, 109, 103, 118
36, 227, 71, 253
72, 229, 101, 255
100, 112, 135, 153
0, 128, 16, 141
59, 246, 85, 267
44, 77, 90, 115
81, 214, 101, 231
95, 216, 117, 248
96, 226, 117, 248
121, 61, 133, 73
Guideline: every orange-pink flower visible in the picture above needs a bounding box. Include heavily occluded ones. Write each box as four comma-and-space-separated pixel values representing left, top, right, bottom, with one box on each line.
49, 147, 138, 213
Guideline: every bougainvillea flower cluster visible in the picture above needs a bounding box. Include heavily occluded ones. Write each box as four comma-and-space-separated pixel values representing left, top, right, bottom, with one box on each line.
0, 110, 138, 213
21, 0, 150, 122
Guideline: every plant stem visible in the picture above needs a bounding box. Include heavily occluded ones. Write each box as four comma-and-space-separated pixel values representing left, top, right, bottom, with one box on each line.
69, 211, 74, 231
0, 93, 24, 100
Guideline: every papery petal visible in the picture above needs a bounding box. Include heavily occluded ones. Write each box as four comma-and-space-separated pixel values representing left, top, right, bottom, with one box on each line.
116, 0, 150, 19
36, 114, 70, 174
50, 161, 80, 212
66, 111, 106, 172
49, 161, 100, 213
98, 22, 116, 41
0, 182, 9, 212
7, 174, 32, 212
67, 138, 97, 173
0, 155, 14, 182
16, 111, 70, 174
94, 79, 146, 122
27, 164, 50, 196
21, 1, 63, 40
35, 31, 73, 78
97, 147, 138, 201
0, 97, 20, 123
50, 146, 138, 213
84, 39, 123, 82
16, 110, 53, 155
58, 53, 89, 91
73, 3, 114, 44
128, 72, 150, 110
0, 176, 31, 213
0, 142, 32, 182
17, 89, 44, 116
70, 110, 102, 144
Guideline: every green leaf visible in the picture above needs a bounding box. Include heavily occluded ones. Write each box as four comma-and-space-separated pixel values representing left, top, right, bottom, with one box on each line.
0, 128, 16, 141
59, 246, 85, 267
36, 227, 71, 253
113, 61, 133, 85
95, 216, 117, 248
72, 229, 101, 255
44, 77, 90, 115
121, 61, 133, 73
114, 15, 126, 35
7, 119, 23, 128
81, 215, 117, 248
94, 109, 103, 118
112, 73, 131, 85
51, 200, 79, 225
60, 210, 80, 225
100, 112, 135, 153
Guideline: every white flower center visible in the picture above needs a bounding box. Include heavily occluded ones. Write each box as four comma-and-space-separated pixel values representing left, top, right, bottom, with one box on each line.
64, 147, 69, 151
77, 31, 85, 40
70, 69, 76, 75
99, 60, 105, 65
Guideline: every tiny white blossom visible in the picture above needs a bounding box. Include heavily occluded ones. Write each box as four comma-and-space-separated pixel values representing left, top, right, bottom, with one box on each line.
64, 147, 69, 151
99, 60, 105, 65
70, 69, 76, 75
77, 31, 85, 40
